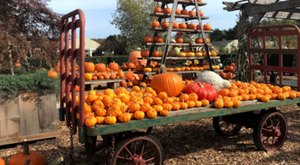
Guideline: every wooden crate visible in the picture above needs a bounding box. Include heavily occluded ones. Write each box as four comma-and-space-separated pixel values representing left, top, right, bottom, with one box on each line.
0, 92, 58, 146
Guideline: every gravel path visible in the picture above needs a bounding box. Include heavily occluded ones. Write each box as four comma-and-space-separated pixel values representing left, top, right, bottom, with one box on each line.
1, 105, 300, 165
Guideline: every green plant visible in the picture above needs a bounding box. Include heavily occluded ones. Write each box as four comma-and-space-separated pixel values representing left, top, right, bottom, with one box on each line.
0, 70, 58, 99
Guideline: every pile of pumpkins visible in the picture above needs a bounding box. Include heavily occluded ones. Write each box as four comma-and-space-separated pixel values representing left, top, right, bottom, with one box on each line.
214, 81, 300, 109
83, 61, 125, 81
80, 73, 217, 126
219, 63, 235, 80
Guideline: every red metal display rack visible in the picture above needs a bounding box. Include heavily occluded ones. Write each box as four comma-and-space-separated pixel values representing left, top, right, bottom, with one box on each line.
59, 9, 86, 133
248, 24, 300, 89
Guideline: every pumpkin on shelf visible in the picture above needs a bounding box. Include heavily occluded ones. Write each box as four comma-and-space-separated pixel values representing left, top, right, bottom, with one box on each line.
95, 63, 106, 72
150, 72, 184, 97
108, 61, 119, 71
84, 62, 95, 73
8, 140, 46, 165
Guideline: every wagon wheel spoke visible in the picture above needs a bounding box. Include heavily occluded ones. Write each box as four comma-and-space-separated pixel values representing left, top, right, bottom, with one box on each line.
117, 155, 132, 161
145, 157, 155, 163
140, 141, 146, 155
124, 146, 135, 158
262, 128, 272, 132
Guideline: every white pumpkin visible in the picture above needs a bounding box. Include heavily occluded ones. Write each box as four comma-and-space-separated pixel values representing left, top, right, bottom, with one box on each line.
196, 71, 231, 92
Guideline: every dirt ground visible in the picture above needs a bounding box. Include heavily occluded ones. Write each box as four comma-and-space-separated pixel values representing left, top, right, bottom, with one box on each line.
1, 105, 300, 165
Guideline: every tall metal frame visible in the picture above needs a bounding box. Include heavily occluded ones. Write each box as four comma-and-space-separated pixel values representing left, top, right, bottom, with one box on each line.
59, 9, 86, 134
248, 24, 300, 89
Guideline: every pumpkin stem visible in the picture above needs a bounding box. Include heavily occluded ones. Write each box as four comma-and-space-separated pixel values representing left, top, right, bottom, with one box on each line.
23, 139, 30, 155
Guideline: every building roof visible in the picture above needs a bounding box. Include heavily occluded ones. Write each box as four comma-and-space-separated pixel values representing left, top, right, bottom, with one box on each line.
223, 0, 300, 20
76, 38, 100, 50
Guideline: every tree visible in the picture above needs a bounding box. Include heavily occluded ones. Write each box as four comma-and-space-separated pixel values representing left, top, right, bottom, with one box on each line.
0, 0, 60, 73
112, 0, 155, 52
93, 35, 128, 55
209, 29, 224, 41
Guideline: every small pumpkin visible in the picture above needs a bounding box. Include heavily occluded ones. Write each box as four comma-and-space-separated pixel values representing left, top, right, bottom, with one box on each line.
151, 20, 160, 28
133, 111, 145, 120
150, 73, 184, 97
85, 116, 97, 127
47, 70, 58, 79
159, 110, 169, 117
146, 109, 157, 119
108, 61, 119, 71
8, 140, 46, 165
184, 82, 217, 101
117, 113, 132, 123
104, 116, 117, 125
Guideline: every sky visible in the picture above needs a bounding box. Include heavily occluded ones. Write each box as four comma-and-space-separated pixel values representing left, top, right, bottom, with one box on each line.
48, 0, 239, 39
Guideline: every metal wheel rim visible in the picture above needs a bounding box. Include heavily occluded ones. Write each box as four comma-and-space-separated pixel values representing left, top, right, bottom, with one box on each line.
112, 135, 163, 165
257, 112, 287, 151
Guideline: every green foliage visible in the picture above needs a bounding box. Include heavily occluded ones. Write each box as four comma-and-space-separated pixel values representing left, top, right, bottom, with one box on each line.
112, 0, 155, 51
0, 70, 58, 98
94, 35, 129, 55
209, 26, 237, 41
85, 55, 129, 65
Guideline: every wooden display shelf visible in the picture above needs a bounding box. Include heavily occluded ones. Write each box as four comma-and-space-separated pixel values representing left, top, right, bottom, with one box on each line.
152, 27, 213, 33
85, 79, 125, 89
139, 56, 220, 60
151, 13, 209, 20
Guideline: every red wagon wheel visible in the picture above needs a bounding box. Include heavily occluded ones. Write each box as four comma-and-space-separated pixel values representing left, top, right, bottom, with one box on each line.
213, 117, 242, 136
112, 135, 164, 165
253, 111, 287, 151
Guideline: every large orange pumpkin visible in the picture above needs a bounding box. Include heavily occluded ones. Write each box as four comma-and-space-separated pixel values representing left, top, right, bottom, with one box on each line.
8, 141, 46, 165
95, 63, 106, 72
108, 61, 119, 71
150, 73, 184, 97
129, 51, 147, 66
84, 62, 95, 73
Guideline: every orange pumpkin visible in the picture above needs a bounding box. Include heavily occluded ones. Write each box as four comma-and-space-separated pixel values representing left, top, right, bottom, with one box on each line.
151, 20, 160, 28
150, 73, 184, 97
104, 116, 117, 125
84, 62, 95, 73
129, 51, 142, 65
96, 116, 105, 124
47, 70, 58, 79
144, 36, 153, 43
8, 141, 46, 165
95, 63, 106, 72
85, 116, 97, 127
117, 113, 132, 123
0, 158, 5, 165
146, 109, 157, 119
133, 111, 145, 120
159, 110, 169, 117
108, 61, 119, 71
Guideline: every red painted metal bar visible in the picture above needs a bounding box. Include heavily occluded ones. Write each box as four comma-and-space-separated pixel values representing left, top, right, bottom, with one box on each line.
248, 24, 300, 89
60, 9, 86, 134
